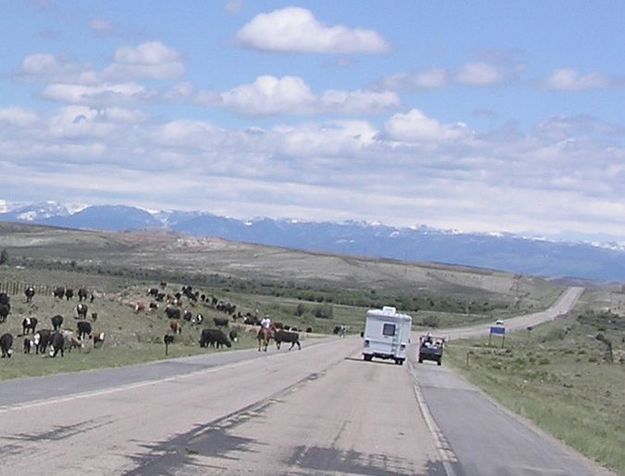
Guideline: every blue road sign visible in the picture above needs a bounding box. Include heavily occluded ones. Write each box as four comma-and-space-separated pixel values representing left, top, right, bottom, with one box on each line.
490, 326, 505, 335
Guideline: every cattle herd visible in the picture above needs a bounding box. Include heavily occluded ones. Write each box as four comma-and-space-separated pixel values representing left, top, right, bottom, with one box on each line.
0, 287, 104, 359
0, 280, 313, 364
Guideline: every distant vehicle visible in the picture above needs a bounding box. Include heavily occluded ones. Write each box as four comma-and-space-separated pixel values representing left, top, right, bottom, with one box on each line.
362, 306, 412, 365
418, 334, 445, 365
495, 319, 504, 326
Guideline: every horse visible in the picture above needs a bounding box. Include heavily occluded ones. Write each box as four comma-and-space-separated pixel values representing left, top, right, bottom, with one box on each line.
257, 326, 273, 352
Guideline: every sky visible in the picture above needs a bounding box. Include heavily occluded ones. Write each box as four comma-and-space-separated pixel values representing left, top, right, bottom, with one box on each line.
2, 1, 625, 242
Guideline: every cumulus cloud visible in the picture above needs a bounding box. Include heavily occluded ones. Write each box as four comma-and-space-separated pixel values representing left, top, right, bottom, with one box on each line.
384, 109, 469, 143
197, 75, 398, 116
219, 75, 315, 115
107, 41, 185, 80
543, 68, 612, 91
236, 7, 389, 54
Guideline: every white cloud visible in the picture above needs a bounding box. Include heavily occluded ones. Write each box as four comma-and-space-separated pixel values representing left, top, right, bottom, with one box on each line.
543, 68, 611, 91
108, 41, 185, 80
384, 109, 469, 143
320, 89, 399, 114
380, 68, 448, 90
0, 107, 39, 126
236, 7, 389, 54
199, 75, 398, 116
42, 82, 148, 105
455, 62, 504, 86
220, 75, 315, 115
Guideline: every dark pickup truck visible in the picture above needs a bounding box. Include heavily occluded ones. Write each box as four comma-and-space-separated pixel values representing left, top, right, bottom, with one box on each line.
418, 335, 445, 365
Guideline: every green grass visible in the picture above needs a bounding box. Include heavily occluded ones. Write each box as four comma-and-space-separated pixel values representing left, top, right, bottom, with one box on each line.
445, 292, 625, 475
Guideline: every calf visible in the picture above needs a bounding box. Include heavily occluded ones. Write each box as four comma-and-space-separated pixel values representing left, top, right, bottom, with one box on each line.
92, 332, 105, 347
0, 333, 13, 358
78, 287, 89, 302
0, 304, 10, 323
213, 317, 229, 327
50, 314, 63, 331
62, 330, 83, 351
76, 303, 88, 320
48, 332, 65, 357
165, 306, 181, 320
23, 337, 35, 354
199, 329, 231, 349
33, 329, 52, 354
22, 316, 38, 335
274, 330, 301, 351
170, 321, 182, 335
164, 334, 175, 355
24, 286, 35, 303
76, 321, 92, 340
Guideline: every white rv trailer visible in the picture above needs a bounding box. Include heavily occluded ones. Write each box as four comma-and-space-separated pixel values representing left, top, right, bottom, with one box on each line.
362, 306, 412, 365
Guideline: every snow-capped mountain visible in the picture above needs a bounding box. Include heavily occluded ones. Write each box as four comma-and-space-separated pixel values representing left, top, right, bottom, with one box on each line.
1, 201, 625, 282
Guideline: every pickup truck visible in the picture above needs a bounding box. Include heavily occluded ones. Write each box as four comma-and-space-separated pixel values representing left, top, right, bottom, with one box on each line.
418, 335, 445, 365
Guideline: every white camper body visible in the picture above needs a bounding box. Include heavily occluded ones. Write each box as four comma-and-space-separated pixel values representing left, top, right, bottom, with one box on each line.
362, 306, 412, 365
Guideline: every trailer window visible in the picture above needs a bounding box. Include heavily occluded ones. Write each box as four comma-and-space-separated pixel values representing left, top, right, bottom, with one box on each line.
382, 323, 396, 336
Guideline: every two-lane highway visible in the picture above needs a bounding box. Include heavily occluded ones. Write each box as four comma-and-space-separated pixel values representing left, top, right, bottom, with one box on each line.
0, 286, 614, 475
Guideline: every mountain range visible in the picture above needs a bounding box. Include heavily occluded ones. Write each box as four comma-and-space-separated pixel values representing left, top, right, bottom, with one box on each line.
1, 201, 624, 282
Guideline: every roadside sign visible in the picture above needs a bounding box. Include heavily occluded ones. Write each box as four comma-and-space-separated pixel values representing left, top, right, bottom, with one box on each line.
490, 326, 505, 335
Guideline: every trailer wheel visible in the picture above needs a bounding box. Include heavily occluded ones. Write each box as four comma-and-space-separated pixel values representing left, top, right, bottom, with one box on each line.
397, 359, 404, 365
437, 358, 442, 366
418, 355, 423, 363
363, 354, 372, 362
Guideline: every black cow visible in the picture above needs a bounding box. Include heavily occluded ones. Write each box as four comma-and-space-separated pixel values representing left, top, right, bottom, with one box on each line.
193, 313, 204, 325
228, 329, 238, 343
53, 286, 65, 299
0, 304, 10, 323
76, 303, 88, 320
24, 286, 36, 303
164, 334, 175, 355
23, 337, 35, 354
274, 330, 301, 350
165, 306, 181, 320
77, 321, 92, 340
51, 314, 64, 331
33, 329, 52, 354
213, 317, 229, 327
0, 292, 9, 306
65, 288, 74, 300
200, 329, 231, 349
147, 287, 159, 297
78, 288, 89, 302
0, 333, 13, 358
22, 317, 38, 335
49, 332, 65, 357
183, 310, 193, 322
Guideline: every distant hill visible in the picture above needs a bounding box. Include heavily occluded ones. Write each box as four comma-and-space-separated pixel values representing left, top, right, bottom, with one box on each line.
1, 201, 624, 282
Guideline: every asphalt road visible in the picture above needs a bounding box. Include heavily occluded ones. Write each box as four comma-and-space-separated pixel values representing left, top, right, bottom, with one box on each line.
0, 286, 612, 475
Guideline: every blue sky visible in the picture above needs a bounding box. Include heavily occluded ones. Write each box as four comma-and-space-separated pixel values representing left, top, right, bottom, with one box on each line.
2, 1, 625, 242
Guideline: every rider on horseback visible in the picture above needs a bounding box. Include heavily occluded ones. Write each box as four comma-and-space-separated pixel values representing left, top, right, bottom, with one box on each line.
260, 315, 271, 329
